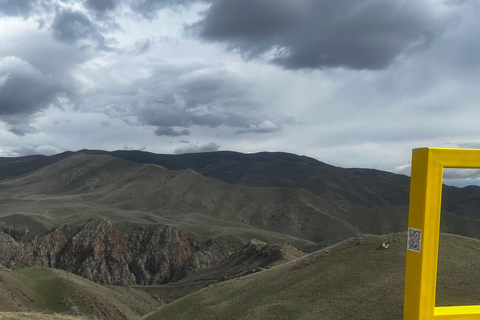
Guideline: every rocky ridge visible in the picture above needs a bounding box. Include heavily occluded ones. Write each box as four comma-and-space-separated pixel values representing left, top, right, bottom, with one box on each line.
0, 219, 299, 286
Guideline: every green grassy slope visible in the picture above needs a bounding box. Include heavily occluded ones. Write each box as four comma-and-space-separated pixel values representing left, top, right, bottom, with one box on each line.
0, 266, 161, 319
145, 233, 480, 320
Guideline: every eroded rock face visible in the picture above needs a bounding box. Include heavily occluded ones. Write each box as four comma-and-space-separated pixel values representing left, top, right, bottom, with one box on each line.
0, 219, 199, 285
23, 225, 69, 268
0, 222, 28, 240
181, 235, 246, 275
0, 232, 21, 264
0, 219, 301, 287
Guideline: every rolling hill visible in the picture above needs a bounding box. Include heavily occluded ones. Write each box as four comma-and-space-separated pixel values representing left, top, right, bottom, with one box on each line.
144, 232, 480, 320
0, 266, 161, 319
2, 149, 480, 214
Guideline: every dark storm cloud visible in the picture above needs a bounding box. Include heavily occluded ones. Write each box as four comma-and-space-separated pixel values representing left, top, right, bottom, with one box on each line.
0, 22, 95, 136
0, 57, 65, 134
154, 127, 190, 136
51, 9, 106, 46
174, 142, 220, 154
190, 0, 449, 70
84, 0, 116, 16
0, 72, 59, 116
130, 0, 211, 19
0, 0, 37, 18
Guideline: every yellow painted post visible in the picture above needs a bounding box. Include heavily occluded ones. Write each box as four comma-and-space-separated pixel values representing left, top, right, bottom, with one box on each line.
403, 148, 480, 320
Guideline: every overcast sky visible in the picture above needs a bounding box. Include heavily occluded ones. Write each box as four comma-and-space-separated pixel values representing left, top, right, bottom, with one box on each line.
1, 0, 480, 184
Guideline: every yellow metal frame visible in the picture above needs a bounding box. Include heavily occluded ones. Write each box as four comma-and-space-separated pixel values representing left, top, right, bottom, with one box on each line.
404, 148, 480, 320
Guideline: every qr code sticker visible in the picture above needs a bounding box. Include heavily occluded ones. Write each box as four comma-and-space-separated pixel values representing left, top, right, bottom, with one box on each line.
408, 228, 422, 253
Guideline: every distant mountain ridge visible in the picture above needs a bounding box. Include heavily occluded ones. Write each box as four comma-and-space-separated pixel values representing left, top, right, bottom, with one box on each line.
0, 149, 409, 207
1, 149, 480, 214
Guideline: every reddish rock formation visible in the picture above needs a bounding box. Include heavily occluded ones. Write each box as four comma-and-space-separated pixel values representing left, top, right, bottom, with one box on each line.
0, 219, 302, 287
0, 219, 199, 285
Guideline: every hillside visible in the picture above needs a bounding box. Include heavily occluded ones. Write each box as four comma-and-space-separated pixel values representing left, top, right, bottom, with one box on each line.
0, 153, 379, 251
144, 232, 480, 320
1, 150, 410, 207
0, 266, 161, 319
2, 153, 480, 252
2, 150, 480, 215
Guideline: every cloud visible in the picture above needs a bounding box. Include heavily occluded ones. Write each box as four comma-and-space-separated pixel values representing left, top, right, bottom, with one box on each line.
9, 144, 63, 156
235, 120, 281, 134
443, 168, 480, 187
0, 21, 97, 135
8, 123, 38, 136
154, 126, 190, 136
0, 0, 37, 18
130, 0, 211, 19
174, 142, 220, 154
0, 56, 65, 132
83, 61, 293, 136
132, 66, 292, 132
84, 0, 117, 16
50, 9, 108, 48
189, 0, 454, 70
131, 38, 154, 55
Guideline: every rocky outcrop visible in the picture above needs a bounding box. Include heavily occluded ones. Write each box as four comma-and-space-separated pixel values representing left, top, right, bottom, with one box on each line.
0, 222, 28, 240
22, 225, 70, 267
0, 219, 300, 287
0, 219, 199, 285
0, 232, 21, 264
223, 239, 305, 270
181, 235, 246, 275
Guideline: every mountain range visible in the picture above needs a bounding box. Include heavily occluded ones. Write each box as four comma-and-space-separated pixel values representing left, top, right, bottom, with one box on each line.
1, 149, 480, 319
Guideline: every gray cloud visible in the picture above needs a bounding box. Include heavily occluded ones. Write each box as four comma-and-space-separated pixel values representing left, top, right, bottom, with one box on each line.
189, 0, 452, 70
84, 0, 116, 16
51, 9, 107, 47
0, 28, 95, 78
10, 144, 63, 156
131, 38, 154, 55
8, 123, 38, 136
0, 56, 65, 133
88, 63, 293, 135
174, 142, 220, 154
443, 168, 480, 187
130, 0, 211, 19
235, 120, 282, 134
0, 20, 98, 135
0, 0, 37, 18
154, 127, 190, 136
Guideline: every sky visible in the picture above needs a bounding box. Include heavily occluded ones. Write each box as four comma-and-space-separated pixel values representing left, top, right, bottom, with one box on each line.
1, 0, 480, 184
